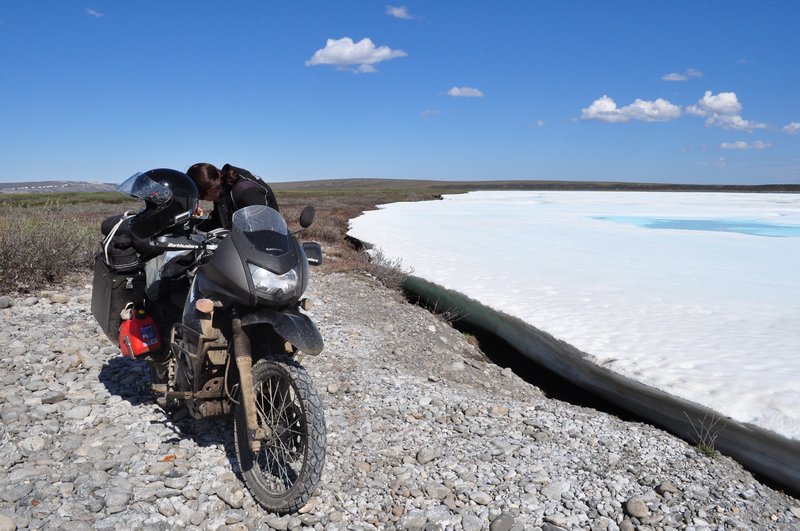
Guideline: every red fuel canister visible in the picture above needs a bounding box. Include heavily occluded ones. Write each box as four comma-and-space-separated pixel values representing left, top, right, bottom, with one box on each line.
119, 309, 162, 357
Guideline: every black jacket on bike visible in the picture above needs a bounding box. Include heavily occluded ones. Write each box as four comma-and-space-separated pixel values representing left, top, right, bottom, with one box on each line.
202, 165, 279, 231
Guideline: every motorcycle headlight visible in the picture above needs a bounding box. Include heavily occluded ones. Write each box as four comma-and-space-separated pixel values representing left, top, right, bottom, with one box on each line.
248, 263, 299, 297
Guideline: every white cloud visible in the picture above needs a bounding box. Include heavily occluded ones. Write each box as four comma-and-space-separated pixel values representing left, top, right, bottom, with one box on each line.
687, 90, 766, 132
662, 68, 702, 82
447, 87, 484, 97
386, 5, 413, 19
721, 140, 771, 150
705, 114, 766, 132
86, 8, 103, 17
783, 122, 800, 134
687, 91, 742, 116
421, 109, 441, 117
535, 120, 546, 127
306, 37, 407, 73
580, 95, 681, 123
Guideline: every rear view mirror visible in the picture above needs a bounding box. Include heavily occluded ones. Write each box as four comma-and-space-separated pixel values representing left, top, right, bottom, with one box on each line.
300, 206, 316, 228
302, 242, 323, 266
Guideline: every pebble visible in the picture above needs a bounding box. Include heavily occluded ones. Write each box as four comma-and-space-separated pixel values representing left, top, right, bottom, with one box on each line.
0, 275, 796, 529
624, 496, 650, 518
0, 296, 11, 309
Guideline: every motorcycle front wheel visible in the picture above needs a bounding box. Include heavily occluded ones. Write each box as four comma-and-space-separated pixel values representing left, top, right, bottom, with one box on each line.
234, 356, 326, 514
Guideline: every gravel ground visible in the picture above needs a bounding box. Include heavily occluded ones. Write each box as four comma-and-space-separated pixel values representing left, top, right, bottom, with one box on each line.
0, 271, 798, 530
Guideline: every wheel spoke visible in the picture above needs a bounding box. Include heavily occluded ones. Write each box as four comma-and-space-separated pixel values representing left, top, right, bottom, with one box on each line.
236, 358, 324, 510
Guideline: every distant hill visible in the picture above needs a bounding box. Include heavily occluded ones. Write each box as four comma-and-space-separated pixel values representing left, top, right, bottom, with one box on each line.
1, 178, 798, 195
0, 181, 118, 194
272, 178, 800, 193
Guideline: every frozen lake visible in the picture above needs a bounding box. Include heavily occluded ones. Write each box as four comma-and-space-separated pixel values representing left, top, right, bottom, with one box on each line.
347, 191, 800, 441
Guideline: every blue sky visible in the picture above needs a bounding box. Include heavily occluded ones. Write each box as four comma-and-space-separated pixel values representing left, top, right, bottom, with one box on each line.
1, 1, 798, 185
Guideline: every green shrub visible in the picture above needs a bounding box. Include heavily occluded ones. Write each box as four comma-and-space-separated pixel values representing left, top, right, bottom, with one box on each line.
0, 207, 100, 291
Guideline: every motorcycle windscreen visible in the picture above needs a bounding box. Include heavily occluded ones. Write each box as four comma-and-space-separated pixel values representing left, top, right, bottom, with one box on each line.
117, 172, 172, 204
232, 205, 299, 276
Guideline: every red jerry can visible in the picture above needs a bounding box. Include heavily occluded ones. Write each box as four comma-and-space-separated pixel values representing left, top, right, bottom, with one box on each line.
119, 309, 162, 357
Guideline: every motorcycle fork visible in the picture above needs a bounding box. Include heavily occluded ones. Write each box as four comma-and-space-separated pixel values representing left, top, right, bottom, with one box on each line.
231, 317, 266, 452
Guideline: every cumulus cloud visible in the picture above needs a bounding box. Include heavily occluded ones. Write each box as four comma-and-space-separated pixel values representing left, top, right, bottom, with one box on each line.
580, 95, 681, 123
721, 140, 771, 150
386, 5, 413, 19
687, 90, 766, 132
86, 8, 103, 17
662, 68, 703, 81
706, 114, 766, 132
687, 91, 741, 116
306, 37, 407, 73
783, 122, 800, 134
447, 87, 484, 97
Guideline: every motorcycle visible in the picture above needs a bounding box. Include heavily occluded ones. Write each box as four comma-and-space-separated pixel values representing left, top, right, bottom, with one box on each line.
94, 202, 326, 514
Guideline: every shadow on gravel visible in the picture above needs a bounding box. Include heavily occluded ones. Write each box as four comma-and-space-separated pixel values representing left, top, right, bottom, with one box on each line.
98, 356, 241, 474
404, 292, 647, 423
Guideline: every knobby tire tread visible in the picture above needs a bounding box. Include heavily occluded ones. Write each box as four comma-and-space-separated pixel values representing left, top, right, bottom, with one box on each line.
234, 355, 326, 514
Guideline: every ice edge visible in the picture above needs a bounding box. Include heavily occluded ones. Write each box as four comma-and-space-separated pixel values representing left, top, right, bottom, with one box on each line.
404, 275, 800, 494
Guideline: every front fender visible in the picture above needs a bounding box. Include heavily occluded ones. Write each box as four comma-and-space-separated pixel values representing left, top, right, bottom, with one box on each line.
240, 308, 323, 355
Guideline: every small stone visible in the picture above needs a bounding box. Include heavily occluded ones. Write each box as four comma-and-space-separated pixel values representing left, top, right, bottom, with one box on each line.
462, 514, 483, 531
42, 392, 66, 405
624, 496, 650, 518
327, 383, 341, 394
501, 367, 514, 378
0, 513, 15, 531
164, 477, 188, 490
149, 462, 174, 475
398, 510, 427, 530
265, 515, 290, 530
490, 512, 515, 531
1, 483, 33, 503
190, 511, 207, 526
298, 499, 317, 514
542, 524, 568, 531
157, 499, 176, 517
64, 405, 92, 420
790, 507, 800, 518
216, 484, 245, 508
655, 481, 679, 495
355, 461, 371, 474
544, 514, 568, 527
541, 480, 570, 501
105, 487, 131, 510
49, 293, 69, 304
470, 491, 493, 505
619, 520, 635, 531
0, 296, 11, 309
489, 405, 509, 416
416, 447, 439, 465
740, 489, 757, 500
424, 482, 450, 500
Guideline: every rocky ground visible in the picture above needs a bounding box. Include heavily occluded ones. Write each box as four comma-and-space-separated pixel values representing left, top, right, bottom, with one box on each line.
0, 272, 798, 530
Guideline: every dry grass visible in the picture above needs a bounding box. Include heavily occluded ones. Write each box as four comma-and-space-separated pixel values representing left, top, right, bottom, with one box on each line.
0, 187, 439, 293
0, 199, 139, 292
279, 188, 441, 277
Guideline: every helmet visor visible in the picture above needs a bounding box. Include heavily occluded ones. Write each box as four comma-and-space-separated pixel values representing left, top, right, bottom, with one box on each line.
117, 172, 173, 205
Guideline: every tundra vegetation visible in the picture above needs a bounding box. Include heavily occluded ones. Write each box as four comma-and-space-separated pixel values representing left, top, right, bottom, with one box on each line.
4, 178, 797, 293
0, 186, 442, 292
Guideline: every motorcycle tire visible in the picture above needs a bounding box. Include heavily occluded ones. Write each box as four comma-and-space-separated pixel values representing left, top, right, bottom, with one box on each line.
234, 355, 326, 514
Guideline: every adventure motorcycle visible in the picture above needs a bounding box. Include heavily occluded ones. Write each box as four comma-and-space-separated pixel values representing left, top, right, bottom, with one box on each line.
93, 200, 326, 514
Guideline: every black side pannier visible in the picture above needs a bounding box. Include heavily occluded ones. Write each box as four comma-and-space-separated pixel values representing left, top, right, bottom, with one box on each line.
91, 254, 145, 346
